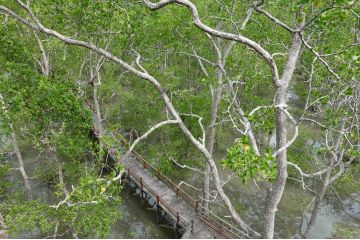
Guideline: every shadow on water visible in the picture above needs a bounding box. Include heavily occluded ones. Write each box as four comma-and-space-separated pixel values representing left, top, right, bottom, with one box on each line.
109, 180, 178, 239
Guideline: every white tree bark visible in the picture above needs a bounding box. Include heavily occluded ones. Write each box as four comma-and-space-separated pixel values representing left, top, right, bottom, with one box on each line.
10, 128, 33, 200
89, 51, 106, 140
0, 93, 32, 200
302, 120, 347, 238
226, 81, 261, 156
203, 8, 253, 208
0, 3, 262, 237
264, 28, 303, 239
33, 30, 49, 77
54, 153, 70, 198
203, 35, 223, 209
93, 83, 103, 138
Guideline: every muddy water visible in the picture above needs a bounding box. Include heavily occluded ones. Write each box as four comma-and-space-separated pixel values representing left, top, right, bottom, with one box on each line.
109, 192, 176, 238
210, 151, 360, 239
3, 140, 360, 239
3, 145, 175, 239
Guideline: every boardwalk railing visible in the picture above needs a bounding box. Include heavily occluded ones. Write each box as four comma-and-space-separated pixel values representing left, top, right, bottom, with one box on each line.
131, 151, 197, 207
124, 146, 250, 239
125, 166, 191, 228
197, 205, 250, 239
88, 103, 251, 239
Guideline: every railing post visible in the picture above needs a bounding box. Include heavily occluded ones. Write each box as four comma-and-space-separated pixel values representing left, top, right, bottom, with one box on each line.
191, 219, 194, 233
143, 161, 146, 169
176, 187, 179, 197
195, 200, 199, 213
157, 168, 160, 180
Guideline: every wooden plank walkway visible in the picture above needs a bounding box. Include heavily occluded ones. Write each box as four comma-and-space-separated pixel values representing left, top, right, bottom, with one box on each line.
120, 152, 224, 239
88, 107, 248, 239
90, 124, 247, 238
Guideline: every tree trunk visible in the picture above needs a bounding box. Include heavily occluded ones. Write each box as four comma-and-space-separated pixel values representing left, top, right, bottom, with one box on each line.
0, 93, 32, 200
264, 29, 303, 238
204, 64, 223, 208
11, 128, 32, 200
93, 82, 103, 140
48, 127, 70, 197
303, 120, 346, 238
203, 164, 211, 208
264, 86, 288, 239
90, 52, 104, 146
54, 152, 69, 197
0, 10, 261, 237
303, 173, 329, 238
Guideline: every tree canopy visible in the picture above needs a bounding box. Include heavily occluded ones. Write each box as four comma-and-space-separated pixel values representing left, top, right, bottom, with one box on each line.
0, 0, 359, 239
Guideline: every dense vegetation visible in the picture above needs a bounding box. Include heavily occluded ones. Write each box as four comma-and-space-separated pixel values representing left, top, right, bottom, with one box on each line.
0, 0, 359, 238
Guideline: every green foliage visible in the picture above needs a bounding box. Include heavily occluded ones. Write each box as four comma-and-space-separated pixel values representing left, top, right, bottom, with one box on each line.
287, 124, 322, 176
0, 7, 121, 237
0, 163, 12, 198
247, 107, 276, 134
332, 223, 359, 239
333, 164, 360, 198
156, 155, 175, 175
1, 201, 54, 237
0, 61, 92, 160
0, 0, 359, 238
222, 136, 277, 182
1, 165, 122, 238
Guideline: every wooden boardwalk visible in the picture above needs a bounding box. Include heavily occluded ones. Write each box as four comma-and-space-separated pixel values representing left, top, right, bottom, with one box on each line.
111, 149, 248, 239
121, 153, 220, 238
88, 108, 247, 239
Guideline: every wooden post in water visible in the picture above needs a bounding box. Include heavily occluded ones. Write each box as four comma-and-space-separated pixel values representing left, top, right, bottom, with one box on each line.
175, 212, 180, 239
156, 195, 161, 224
126, 168, 131, 195
140, 177, 144, 205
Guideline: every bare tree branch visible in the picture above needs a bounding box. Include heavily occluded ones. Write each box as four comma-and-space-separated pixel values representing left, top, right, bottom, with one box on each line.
253, 5, 296, 33
272, 107, 299, 158
143, 0, 281, 88
171, 157, 204, 174
299, 33, 341, 81
125, 119, 180, 155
